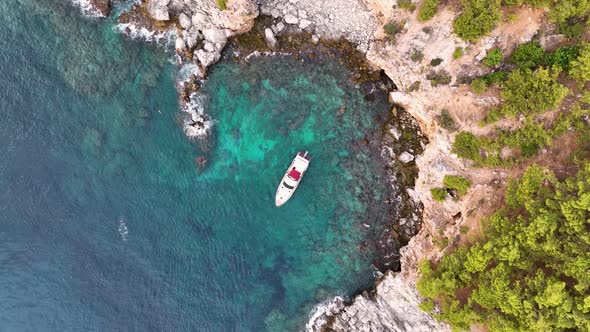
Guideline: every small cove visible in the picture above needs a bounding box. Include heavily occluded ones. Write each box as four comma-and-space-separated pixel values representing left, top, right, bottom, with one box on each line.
0, 2, 418, 330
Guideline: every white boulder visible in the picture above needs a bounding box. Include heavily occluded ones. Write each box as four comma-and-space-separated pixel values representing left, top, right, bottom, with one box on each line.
284, 13, 299, 25
265, 28, 277, 49
179, 13, 191, 29
203, 28, 227, 44
399, 151, 415, 163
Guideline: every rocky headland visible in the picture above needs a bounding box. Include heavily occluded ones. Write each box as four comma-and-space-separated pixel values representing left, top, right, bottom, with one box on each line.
76, 0, 551, 331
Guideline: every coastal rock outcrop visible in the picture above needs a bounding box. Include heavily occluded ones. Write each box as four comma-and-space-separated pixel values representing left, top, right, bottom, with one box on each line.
116, 0, 258, 139
147, 0, 170, 21
309, 271, 449, 332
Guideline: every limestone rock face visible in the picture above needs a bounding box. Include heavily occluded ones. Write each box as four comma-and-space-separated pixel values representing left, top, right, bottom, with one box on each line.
146, 0, 170, 21
178, 13, 191, 29
203, 28, 227, 44
309, 272, 449, 332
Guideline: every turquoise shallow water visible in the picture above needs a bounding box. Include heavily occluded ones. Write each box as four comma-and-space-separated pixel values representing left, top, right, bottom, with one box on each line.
0, 1, 398, 331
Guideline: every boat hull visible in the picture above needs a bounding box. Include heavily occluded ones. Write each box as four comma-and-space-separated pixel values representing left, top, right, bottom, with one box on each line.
275, 152, 310, 206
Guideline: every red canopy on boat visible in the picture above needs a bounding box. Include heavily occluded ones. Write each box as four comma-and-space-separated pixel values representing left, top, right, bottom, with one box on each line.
288, 168, 301, 180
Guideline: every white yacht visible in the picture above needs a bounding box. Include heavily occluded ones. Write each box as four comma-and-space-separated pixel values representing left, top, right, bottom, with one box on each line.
275, 151, 311, 207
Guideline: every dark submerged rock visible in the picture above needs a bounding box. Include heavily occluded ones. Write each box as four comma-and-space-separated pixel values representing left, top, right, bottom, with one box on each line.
90, 0, 110, 17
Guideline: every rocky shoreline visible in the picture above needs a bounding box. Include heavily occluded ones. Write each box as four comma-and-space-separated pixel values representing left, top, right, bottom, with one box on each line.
72, 0, 538, 330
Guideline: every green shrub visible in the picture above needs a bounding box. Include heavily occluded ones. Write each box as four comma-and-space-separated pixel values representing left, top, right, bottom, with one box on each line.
431, 187, 448, 201
407, 80, 421, 92
434, 236, 450, 249
384, 21, 404, 36
483, 70, 509, 85
216, 0, 228, 10
509, 41, 548, 69
411, 50, 424, 62
430, 58, 443, 66
453, 0, 501, 41
460, 225, 469, 234
471, 78, 488, 93
418, 164, 590, 331
427, 70, 452, 86
580, 91, 590, 104
558, 20, 585, 40
569, 43, 590, 83
438, 109, 457, 131
443, 175, 472, 196
453, 47, 464, 59
398, 0, 417, 10
418, 0, 440, 21
483, 48, 503, 67
548, 45, 579, 72
419, 300, 435, 312
453, 132, 481, 160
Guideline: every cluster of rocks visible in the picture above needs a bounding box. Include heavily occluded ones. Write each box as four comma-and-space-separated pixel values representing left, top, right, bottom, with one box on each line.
127, 0, 259, 69
259, 0, 379, 51
308, 271, 449, 332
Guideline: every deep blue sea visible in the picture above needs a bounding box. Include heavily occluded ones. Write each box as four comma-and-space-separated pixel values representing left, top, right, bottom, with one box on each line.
0, 1, 396, 331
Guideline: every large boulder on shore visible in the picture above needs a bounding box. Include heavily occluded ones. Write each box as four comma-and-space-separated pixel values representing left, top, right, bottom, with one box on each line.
147, 0, 170, 21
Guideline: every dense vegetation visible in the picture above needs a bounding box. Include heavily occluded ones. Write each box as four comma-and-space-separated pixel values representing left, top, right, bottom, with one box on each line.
452, 104, 590, 166
451, 39, 590, 166
570, 43, 590, 84
486, 67, 568, 122
453, 0, 501, 40
418, 164, 590, 331
419, 2, 590, 331
451, 0, 590, 41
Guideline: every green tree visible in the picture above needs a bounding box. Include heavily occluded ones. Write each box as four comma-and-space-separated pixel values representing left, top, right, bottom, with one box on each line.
499, 68, 568, 118
548, 0, 590, 23
452, 132, 482, 161
510, 41, 548, 69
570, 43, 590, 84
453, 0, 501, 41
484, 48, 503, 67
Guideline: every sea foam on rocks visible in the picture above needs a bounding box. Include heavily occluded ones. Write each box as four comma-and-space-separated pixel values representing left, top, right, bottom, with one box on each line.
181, 92, 212, 139
70, 0, 108, 18
114, 23, 176, 46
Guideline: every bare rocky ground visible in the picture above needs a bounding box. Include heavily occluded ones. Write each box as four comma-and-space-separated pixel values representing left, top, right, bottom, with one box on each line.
77, 0, 550, 331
